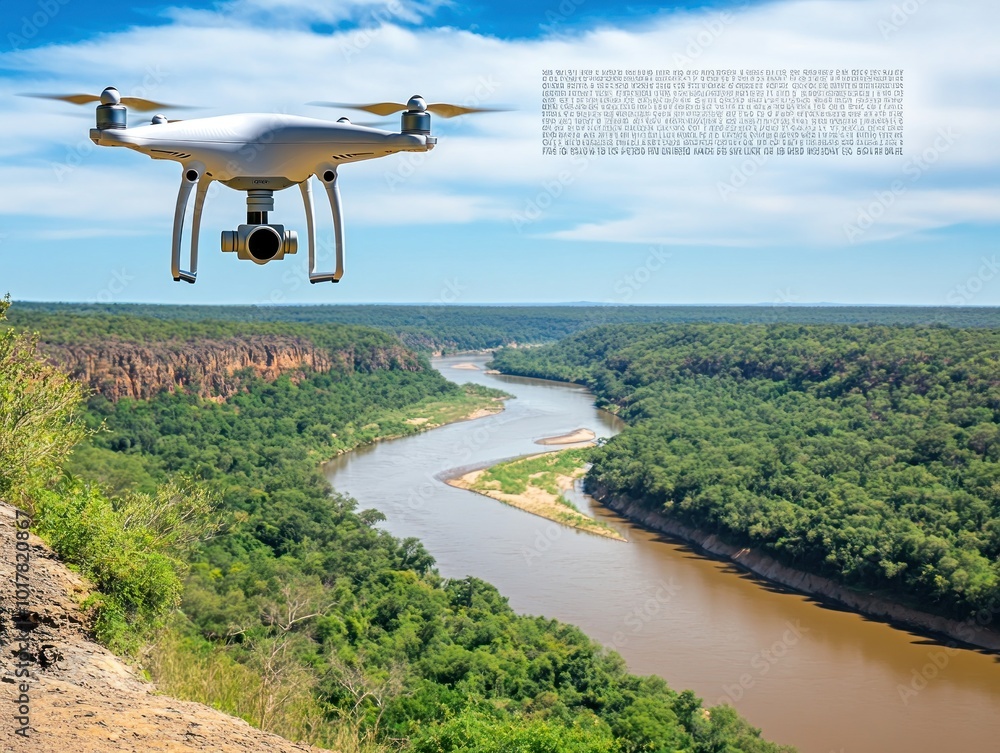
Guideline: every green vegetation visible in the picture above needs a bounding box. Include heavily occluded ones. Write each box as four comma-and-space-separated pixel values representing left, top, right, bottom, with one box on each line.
32, 479, 219, 652
0, 297, 208, 652
353, 381, 507, 441
455, 448, 624, 540
0, 296, 85, 505
10, 302, 1000, 354
491, 323, 1000, 624
2, 301, 792, 752
479, 448, 591, 496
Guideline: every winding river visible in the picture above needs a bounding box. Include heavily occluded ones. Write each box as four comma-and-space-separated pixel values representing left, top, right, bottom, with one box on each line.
324, 355, 1000, 753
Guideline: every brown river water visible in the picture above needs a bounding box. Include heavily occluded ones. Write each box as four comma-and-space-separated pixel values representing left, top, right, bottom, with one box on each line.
324, 355, 1000, 753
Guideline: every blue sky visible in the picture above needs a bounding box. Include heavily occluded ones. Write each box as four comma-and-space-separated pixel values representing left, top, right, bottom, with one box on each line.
1, 0, 998, 305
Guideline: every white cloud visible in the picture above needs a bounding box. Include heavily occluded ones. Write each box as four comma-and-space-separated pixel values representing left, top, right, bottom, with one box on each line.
166, 0, 451, 28
1, 0, 998, 251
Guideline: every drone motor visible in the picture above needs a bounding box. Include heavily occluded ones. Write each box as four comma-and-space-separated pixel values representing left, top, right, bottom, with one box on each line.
400, 95, 431, 135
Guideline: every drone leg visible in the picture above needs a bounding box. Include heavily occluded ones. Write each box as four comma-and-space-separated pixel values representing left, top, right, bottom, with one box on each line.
299, 179, 322, 283
171, 167, 203, 283
309, 169, 345, 284
187, 176, 212, 281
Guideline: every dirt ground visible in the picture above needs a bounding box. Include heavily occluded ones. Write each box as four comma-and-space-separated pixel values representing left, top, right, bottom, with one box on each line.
0, 503, 329, 753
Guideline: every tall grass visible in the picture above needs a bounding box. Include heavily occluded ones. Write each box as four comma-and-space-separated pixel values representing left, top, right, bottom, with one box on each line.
146, 624, 395, 753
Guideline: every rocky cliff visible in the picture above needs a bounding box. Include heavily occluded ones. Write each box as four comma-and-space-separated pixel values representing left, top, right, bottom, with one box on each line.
0, 503, 328, 753
590, 484, 1000, 653
41, 336, 421, 401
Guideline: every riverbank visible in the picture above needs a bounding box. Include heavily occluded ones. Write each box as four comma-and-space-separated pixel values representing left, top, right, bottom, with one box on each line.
591, 484, 1000, 653
536, 428, 596, 445
446, 450, 627, 542
325, 383, 510, 457
329, 354, 1000, 753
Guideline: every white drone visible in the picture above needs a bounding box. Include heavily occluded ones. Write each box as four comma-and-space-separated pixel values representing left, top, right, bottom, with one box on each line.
26, 88, 498, 284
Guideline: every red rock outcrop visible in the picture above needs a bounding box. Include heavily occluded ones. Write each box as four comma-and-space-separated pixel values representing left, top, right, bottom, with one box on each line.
40, 336, 420, 401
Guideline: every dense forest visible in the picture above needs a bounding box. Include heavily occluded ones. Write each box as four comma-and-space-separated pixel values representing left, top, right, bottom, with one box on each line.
491, 324, 1000, 626
11, 302, 1000, 354
2, 300, 792, 753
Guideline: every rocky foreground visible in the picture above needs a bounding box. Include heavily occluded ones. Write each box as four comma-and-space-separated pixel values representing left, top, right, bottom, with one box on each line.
0, 503, 328, 752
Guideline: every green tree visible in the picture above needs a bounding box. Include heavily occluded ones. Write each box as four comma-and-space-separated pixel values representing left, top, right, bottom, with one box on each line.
0, 295, 85, 504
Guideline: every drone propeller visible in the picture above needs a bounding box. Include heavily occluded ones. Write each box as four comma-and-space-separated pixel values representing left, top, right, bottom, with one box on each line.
19, 88, 194, 112
308, 94, 509, 119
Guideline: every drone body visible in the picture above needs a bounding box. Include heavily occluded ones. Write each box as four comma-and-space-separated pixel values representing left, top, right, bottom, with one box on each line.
94, 113, 434, 187
83, 93, 438, 284
24, 86, 503, 285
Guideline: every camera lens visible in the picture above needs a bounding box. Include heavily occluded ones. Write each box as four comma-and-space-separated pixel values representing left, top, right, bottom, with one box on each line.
247, 226, 281, 261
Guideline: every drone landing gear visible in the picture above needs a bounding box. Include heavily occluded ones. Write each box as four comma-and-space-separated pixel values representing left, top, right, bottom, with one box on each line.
299, 168, 345, 284
169, 164, 344, 284
171, 165, 209, 283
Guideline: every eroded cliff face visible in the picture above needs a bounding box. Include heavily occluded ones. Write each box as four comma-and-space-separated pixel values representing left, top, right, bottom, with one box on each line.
41, 336, 420, 401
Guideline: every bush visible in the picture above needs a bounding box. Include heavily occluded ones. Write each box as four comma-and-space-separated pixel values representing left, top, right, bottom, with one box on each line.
409, 709, 619, 753
0, 296, 85, 503
32, 480, 215, 653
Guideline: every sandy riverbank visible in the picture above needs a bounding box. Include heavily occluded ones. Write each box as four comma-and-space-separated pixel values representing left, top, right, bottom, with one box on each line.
536, 428, 596, 445
450, 362, 480, 370
446, 454, 626, 542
